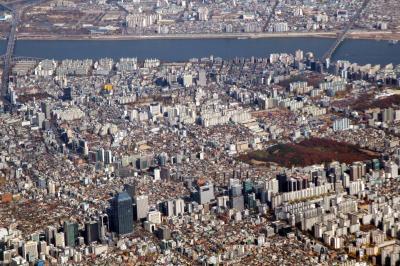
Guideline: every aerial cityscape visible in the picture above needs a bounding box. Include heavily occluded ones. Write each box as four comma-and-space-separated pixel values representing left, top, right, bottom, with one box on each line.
0, 0, 400, 265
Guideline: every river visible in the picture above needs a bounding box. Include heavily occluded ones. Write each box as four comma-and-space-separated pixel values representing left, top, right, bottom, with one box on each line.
3, 37, 400, 65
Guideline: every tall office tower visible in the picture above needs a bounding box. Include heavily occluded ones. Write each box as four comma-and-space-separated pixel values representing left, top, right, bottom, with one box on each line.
22, 241, 38, 262
277, 173, 294, 193
161, 200, 174, 217
111, 192, 133, 235
40, 101, 52, 119
243, 179, 253, 195
198, 70, 207, 87
79, 139, 89, 156
55, 232, 65, 248
84, 221, 100, 245
36, 112, 45, 128
64, 221, 78, 247
174, 198, 185, 216
39, 241, 47, 255
45, 226, 57, 244
193, 182, 214, 204
230, 195, 245, 211
134, 195, 149, 221
229, 183, 244, 211
104, 150, 112, 165
97, 148, 105, 162
385, 161, 399, 178
245, 193, 257, 210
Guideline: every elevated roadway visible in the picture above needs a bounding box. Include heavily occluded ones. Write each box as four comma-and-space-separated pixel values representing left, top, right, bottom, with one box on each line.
322, 0, 371, 61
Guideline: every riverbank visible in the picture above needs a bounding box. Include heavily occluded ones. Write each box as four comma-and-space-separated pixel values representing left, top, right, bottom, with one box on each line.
7, 37, 400, 65
11, 30, 400, 41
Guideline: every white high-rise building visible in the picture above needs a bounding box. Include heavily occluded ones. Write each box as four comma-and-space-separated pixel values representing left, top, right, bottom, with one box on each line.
55, 232, 65, 248
135, 195, 149, 221
198, 70, 207, 86
126, 13, 159, 28
295, 49, 304, 61
385, 161, 399, 178
154, 168, 161, 181
22, 241, 38, 262
273, 22, 288, 32
183, 74, 193, 87
174, 198, 185, 216
198, 7, 209, 21
332, 118, 350, 132
48, 180, 56, 195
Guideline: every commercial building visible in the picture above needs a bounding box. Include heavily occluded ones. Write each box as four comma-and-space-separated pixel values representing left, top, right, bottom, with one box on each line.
110, 192, 133, 235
